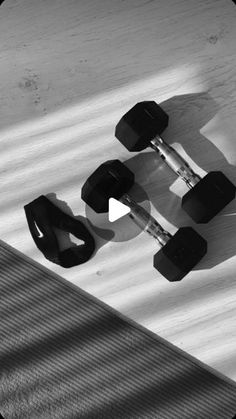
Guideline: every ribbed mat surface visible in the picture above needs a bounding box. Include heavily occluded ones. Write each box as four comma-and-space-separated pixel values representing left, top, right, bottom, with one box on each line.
0, 241, 236, 419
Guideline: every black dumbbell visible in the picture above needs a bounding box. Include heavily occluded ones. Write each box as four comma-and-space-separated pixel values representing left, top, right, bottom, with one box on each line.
115, 101, 236, 223
81, 159, 207, 282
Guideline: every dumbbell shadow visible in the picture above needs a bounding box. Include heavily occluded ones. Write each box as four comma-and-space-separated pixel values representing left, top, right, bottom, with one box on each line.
123, 92, 236, 271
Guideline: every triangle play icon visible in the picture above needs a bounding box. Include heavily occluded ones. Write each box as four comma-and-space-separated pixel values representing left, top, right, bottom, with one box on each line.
108, 198, 130, 222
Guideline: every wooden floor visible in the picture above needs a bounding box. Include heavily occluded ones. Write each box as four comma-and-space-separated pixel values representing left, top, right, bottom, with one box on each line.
1, 0, 236, 381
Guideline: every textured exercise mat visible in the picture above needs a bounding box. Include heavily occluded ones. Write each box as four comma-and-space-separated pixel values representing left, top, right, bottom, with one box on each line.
0, 240, 236, 419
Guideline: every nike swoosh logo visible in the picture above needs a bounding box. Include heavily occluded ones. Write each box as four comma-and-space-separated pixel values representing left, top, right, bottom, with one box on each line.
34, 222, 44, 238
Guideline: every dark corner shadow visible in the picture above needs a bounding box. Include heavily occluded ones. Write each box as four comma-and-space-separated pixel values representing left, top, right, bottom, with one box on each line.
123, 92, 236, 271
0, 0, 6, 5
45, 193, 113, 259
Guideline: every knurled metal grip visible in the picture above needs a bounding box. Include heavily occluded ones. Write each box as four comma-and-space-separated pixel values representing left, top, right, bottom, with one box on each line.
150, 135, 201, 189
121, 194, 172, 246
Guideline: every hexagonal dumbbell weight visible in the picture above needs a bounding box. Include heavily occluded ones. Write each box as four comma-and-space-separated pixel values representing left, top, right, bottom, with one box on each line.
115, 101, 236, 223
81, 159, 207, 282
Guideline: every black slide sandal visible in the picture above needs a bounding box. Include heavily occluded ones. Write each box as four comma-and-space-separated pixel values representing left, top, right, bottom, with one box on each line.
24, 195, 95, 268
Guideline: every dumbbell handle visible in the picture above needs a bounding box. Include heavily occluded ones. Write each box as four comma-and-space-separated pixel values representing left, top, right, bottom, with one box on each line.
121, 194, 172, 246
150, 135, 201, 189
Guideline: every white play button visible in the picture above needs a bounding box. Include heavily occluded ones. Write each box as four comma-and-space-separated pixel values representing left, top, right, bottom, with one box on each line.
85, 182, 150, 242
108, 198, 130, 222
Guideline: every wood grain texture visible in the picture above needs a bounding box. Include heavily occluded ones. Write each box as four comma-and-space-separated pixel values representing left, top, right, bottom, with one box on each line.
0, 0, 236, 380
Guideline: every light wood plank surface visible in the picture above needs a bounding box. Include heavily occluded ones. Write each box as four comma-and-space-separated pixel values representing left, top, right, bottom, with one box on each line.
1, 0, 236, 381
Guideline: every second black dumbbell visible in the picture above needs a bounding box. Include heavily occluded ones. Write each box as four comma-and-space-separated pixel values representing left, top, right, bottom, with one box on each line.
115, 101, 236, 223
81, 159, 207, 282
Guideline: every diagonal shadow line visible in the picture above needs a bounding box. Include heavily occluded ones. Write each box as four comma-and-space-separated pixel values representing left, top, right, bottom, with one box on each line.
121, 271, 236, 324
1, 296, 159, 371
1, 243, 232, 344
0, 241, 235, 418
0, 0, 232, 141
2, 303, 235, 418
0, 253, 98, 314
0, 242, 59, 271
0, 126, 114, 172
0, 174, 88, 214
0, 221, 235, 350
1, 219, 235, 346
161, 304, 236, 342
1, 257, 232, 404
0, 95, 125, 155
7, 338, 236, 419
0, 258, 234, 408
